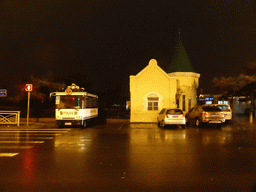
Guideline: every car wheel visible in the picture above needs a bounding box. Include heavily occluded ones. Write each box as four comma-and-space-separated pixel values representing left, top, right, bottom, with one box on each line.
57, 122, 63, 128
160, 121, 165, 127
195, 118, 201, 127
185, 117, 189, 125
157, 119, 160, 127
82, 120, 87, 128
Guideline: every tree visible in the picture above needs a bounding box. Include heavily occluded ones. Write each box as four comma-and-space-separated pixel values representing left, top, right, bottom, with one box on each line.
213, 74, 256, 96
244, 61, 256, 76
213, 61, 256, 121
213, 60, 256, 95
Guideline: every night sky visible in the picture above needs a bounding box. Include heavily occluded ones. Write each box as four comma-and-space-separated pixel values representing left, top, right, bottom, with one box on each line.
0, 0, 255, 97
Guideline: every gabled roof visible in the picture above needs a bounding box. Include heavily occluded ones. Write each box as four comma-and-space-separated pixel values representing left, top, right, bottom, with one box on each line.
168, 34, 194, 73
132, 59, 172, 80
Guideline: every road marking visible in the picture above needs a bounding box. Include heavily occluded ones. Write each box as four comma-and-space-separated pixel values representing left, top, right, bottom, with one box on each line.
0, 129, 71, 131
0, 141, 44, 143
0, 137, 54, 140
0, 128, 70, 158
0, 131, 69, 133
0, 153, 19, 157
35, 137, 54, 139
0, 134, 62, 136
0, 146, 33, 149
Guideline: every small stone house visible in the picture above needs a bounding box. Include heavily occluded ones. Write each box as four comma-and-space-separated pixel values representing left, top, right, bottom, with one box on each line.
130, 36, 200, 123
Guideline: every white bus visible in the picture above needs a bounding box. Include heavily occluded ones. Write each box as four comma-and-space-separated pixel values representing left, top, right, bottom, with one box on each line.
50, 83, 98, 127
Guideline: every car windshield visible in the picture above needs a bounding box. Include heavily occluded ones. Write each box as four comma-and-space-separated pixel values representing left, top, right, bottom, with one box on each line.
166, 109, 183, 115
202, 106, 222, 112
217, 105, 230, 111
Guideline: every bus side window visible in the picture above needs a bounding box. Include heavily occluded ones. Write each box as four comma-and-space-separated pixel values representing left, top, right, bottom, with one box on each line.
93, 98, 97, 108
86, 96, 97, 108
86, 97, 89, 108
89, 97, 93, 108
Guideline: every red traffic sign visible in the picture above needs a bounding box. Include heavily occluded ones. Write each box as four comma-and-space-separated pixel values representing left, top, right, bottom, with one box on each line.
25, 84, 33, 91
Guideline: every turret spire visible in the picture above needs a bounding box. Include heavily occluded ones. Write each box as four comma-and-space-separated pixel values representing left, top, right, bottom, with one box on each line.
168, 32, 194, 73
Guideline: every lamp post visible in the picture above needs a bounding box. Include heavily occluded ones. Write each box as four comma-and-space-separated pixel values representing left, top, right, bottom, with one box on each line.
25, 84, 32, 126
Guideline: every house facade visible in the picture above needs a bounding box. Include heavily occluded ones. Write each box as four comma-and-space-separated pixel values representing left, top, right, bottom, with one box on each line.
130, 36, 200, 123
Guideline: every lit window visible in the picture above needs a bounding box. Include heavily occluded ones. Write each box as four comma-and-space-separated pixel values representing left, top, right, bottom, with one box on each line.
148, 97, 159, 111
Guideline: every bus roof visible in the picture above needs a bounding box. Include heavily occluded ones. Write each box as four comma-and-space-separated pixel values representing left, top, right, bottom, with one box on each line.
49, 83, 98, 98
50, 92, 98, 98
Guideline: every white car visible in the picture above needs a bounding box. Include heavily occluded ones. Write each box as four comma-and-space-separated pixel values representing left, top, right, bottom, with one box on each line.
157, 108, 186, 128
211, 104, 232, 121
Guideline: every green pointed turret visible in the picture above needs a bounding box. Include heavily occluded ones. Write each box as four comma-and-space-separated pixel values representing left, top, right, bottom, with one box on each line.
168, 34, 194, 73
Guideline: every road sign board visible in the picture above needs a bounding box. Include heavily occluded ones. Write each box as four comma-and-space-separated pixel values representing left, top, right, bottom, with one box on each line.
0, 89, 7, 97
25, 84, 32, 91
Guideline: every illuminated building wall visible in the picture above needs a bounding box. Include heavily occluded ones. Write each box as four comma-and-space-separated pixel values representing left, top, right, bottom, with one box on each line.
130, 59, 200, 123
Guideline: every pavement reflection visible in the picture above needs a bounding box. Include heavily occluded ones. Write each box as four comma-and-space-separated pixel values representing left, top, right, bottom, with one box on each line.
1, 118, 256, 191
54, 129, 93, 152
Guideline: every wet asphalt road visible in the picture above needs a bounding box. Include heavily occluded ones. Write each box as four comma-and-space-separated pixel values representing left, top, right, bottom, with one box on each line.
0, 118, 256, 191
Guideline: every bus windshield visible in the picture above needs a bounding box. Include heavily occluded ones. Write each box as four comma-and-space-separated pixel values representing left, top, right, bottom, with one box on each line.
57, 96, 81, 109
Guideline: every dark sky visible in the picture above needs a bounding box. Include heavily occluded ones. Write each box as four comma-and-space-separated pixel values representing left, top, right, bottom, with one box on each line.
0, 0, 255, 96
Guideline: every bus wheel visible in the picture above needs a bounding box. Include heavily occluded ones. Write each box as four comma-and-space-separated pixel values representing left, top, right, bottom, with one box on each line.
83, 120, 87, 128
57, 122, 63, 128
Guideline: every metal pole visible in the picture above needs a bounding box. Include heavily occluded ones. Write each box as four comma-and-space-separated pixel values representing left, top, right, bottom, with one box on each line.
27, 91, 30, 126
17, 111, 20, 127
250, 90, 254, 123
